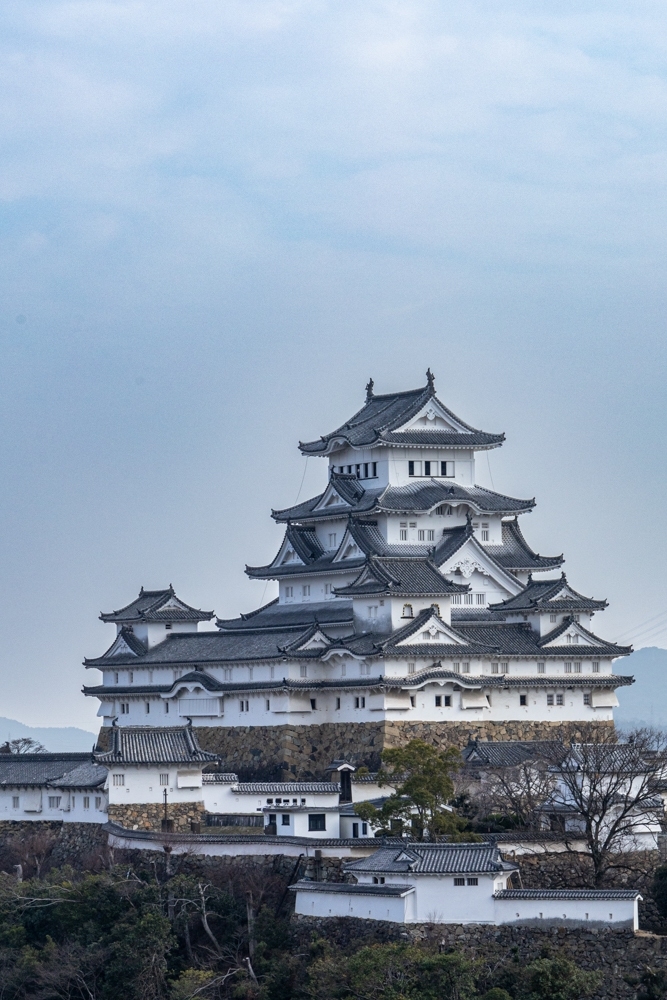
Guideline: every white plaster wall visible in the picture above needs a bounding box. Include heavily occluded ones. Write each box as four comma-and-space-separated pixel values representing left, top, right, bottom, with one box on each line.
273, 810, 339, 838
366, 872, 502, 923
0, 787, 107, 823
294, 888, 412, 922
494, 895, 638, 930
106, 765, 203, 806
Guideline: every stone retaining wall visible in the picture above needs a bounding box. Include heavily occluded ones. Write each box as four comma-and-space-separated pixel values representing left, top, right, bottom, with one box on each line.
292, 917, 667, 999
108, 801, 206, 833
102, 720, 611, 779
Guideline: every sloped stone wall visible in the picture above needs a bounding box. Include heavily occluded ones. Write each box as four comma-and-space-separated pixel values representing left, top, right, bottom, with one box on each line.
184, 720, 615, 779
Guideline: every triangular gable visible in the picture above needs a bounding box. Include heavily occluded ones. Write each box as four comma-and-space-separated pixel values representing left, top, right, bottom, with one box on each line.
332, 525, 364, 563
270, 533, 306, 569
313, 481, 352, 513
439, 534, 522, 597
156, 595, 194, 613
104, 631, 144, 659
395, 850, 419, 864
297, 629, 330, 650
544, 585, 584, 605
540, 620, 607, 649
397, 398, 467, 434
394, 611, 470, 648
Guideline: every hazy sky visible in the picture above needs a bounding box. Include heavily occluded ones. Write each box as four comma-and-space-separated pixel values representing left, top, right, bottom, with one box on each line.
1, 0, 667, 730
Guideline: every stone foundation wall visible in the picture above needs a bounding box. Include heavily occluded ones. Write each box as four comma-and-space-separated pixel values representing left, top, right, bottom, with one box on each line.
108, 801, 205, 833
291, 918, 667, 999
179, 720, 615, 779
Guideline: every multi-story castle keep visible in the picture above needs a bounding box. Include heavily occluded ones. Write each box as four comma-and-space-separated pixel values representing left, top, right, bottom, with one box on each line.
85, 374, 632, 777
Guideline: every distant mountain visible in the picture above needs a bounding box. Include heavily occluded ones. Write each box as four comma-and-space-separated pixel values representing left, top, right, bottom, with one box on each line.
615, 647, 667, 731
0, 718, 97, 753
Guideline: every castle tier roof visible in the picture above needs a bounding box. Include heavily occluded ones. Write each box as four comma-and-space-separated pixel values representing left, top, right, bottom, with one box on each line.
100, 586, 214, 624
334, 557, 468, 598
0, 753, 106, 788
94, 725, 220, 765
461, 740, 564, 768
345, 841, 517, 875
216, 598, 354, 633
299, 379, 505, 455
484, 519, 563, 572
272, 479, 534, 523
490, 575, 607, 614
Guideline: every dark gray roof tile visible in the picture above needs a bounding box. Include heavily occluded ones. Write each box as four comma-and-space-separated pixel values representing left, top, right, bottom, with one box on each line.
346, 842, 516, 875
100, 586, 213, 624
290, 880, 414, 897
94, 726, 220, 765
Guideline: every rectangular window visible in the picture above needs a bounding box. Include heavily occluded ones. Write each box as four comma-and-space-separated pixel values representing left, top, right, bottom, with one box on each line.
574, 662, 582, 673
281, 814, 290, 826
547, 694, 554, 706
266, 699, 270, 711
329, 533, 337, 547
129, 671, 133, 683
556, 694, 564, 706
583, 693, 592, 706
418, 529, 425, 541
165, 622, 172, 630
224, 667, 232, 681
83, 797, 90, 810
410, 696, 416, 707
592, 661, 600, 673
475, 593, 485, 605
367, 606, 377, 618
48, 796, 61, 810
352, 822, 359, 838
159, 774, 169, 786
491, 662, 499, 674
444, 695, 451, 706
95, 797, 102, 810
452, 662, 460, 673
564, 662, 572, 674
435, 695, 442, 707
550, 614, 557, 623
302, 585, 310, 598
451, 594, 462, 605
464, 593, 473, 605
310, 699, 317, 710
454, 877, 465, 886
285, 586, 293, 598
354, 697, 366, 709
407, 662, 416, 674
165, 702, 169, 714
462, 662, 470, 674
363, 463, 369, 479
113, 774, 125, 786
300, 664, 308, 677
424, 460, 432, 476
114, 672, 119, 684
145, 702, 150, 714
467, 877, 478, 886
362, 822, 368, 835
500, 662, 509, 674
520, 694, 527, 706
372, 876, 386, 884
308, 814, 326, 832
240, 699, 249, 712
427, 529, 435, 541
360, 663, 370, 675
481, 523, 489, 541
537, 662, 545, 674
441, 462, 455, 477
120, 703, 129, 714
12, 796, 18, 809
408, 461, 422, 477
335, 697, 341, 710
324, 583, 332, 595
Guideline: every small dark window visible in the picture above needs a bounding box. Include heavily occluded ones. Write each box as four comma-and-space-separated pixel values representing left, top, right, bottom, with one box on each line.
308, 814, 326, 832
467, 877, 478, 886
165, 622, 172, 630
520, 694, 527, 706
336, 697, 341, 710
310, 698, 317, 710
372, 876, 386, 884
444, 695, 451, 707
410, 696, 416, 707
424, 460, 431, 475
352, 823, 359, 838
454, 877, 465, 886
435, 695, 442, 707
281, 814, 290, 826
408, 460, 415, 476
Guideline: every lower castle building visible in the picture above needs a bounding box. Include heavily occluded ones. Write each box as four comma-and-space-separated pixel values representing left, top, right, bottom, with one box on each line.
84, 374, 632, 777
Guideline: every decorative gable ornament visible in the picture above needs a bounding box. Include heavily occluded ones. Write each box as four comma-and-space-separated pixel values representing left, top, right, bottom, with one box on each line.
448, 558, 488, 579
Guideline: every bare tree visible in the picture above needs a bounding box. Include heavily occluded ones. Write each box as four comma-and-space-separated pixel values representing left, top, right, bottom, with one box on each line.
542, 725, 667, 885
470, 756, 558, 831
0, 737, 47, 754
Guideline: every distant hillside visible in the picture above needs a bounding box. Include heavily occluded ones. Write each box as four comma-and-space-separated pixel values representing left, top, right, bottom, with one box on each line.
0, 718, 97, 753
615, 646, 667, 731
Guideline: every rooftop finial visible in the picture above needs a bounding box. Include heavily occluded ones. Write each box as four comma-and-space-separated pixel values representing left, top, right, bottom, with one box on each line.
365, 378, 374, 401
426, 368, 435, 393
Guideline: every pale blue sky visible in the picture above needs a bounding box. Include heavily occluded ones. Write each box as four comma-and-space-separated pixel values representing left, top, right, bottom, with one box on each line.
1, 0, 666, 728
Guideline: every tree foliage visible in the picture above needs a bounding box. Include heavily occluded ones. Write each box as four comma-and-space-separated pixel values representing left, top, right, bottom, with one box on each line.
354, 739, 478, 841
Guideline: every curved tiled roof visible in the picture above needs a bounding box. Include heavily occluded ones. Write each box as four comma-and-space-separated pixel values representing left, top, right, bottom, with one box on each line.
346, 842, 516, 875
490, 575, 607, 614
495, 889, 641, 900
94, 725, 220, 765
485, 519, 563, 572
290, 881, 414, 897
0, 753, 105, 788
216, 599, 354, 633
334, 557, 468, 598
232, 782, 338, 794
299, 380, 504, 455
100, 586, 214, 624
273, 481, 534, 523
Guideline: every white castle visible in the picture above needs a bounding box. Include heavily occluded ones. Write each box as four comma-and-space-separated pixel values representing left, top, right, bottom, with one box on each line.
85, 374, 631, 760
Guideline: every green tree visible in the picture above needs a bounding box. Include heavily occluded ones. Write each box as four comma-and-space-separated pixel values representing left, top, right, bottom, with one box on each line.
497, 956, 600, 1000
354, 740, 478, 841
